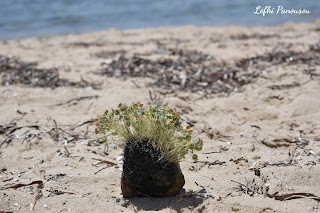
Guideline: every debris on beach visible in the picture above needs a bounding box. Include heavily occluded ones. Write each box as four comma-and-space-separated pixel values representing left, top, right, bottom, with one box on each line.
1, 180, 44, 211
94, 50, 127, 58
97, 48, 258, 95
237, 43, 320, 71
0, 118, 97, 149
96, 42, 320, 96
230, 33, 280, 40
232, 178, 320, 201
0, 55, 100, 89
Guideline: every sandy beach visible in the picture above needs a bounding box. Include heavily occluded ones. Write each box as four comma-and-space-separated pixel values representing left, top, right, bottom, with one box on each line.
1, 21, 320, 212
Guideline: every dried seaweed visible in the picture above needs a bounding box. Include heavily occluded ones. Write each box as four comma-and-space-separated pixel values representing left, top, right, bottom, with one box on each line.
259, 160, 296, 168
267, 82, 300, 90
237, 43, 320, 71
1, 118, 98, 149
97, 43, 319, 95
99, 43, 319, 96
68, 41, 106, 47
232, 179, 265, 196
97, 48, 258, 95
230, 33, 280, 40
94, 50, 126, 58
230, 157, 248, 164
0, 55, 100, 89
0, 124, 42, 148
44, 118, 97, 144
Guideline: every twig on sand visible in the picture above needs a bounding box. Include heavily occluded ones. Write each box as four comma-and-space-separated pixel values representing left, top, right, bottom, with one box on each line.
202, 151, 222, 154
92, 159, 117, 174
0, 134, 14, 148
47, 188, 75, 197
63, 145, 71, 157
196, 160, 226, 166
46, 118, 98, 144
266, 192, 320, 201
7, 125, 40, 135
148, 89, 167, 106
190, 160, 226, 171
1, 180, 43, 190
31, 181, 43, 211
103, 143, 109, 155
231, 179, 320, 201
94, 166, 110, 175
69, 119, 98, 130
0, 180, 44, 211
92, 160, 117, 167
49, 95, 100, 107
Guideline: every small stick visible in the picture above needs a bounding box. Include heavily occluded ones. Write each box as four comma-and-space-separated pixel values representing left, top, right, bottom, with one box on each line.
245, 177, 248, 195
50, 95, 100, 107
202, 151, 221, 154
31, 181, 43, 211
94, 166, 109, 175
103, 143, 109, 155
0, 134, 14, 148
69, 119, 98, 130
64, 146, 71, 157
53, 119, 59, 142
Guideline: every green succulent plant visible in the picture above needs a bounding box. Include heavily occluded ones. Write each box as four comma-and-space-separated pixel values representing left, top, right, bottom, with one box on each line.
95, 103, 203, 163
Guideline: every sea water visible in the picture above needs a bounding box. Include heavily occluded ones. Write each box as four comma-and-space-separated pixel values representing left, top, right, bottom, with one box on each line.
0, 0, 319, 39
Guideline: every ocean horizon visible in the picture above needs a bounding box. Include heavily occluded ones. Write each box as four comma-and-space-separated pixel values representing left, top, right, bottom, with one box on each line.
0, 0, 319, 39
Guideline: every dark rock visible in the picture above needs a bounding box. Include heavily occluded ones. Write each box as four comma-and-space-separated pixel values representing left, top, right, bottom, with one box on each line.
121, 139, 185, 198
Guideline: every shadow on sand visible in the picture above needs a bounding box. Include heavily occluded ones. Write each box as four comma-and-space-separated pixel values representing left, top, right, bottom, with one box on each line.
121, 190, 207, 213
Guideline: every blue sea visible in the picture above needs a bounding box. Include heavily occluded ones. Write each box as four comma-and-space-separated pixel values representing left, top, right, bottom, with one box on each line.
0, 0, 319, 39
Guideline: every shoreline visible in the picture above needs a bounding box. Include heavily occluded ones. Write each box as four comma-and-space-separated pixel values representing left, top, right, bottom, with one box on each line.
1, 19, 320, 41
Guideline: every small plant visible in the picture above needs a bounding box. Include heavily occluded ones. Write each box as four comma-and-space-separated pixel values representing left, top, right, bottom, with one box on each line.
95, 103, 202, 163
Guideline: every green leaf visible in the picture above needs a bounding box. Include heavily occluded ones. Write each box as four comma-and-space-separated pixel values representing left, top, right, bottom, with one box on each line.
185, 134, 192, 141
100, 137, 107, 143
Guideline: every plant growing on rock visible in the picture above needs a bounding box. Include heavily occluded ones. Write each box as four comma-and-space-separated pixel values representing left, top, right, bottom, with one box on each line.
96, 103, 203, 162
95, 103, 203, 197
